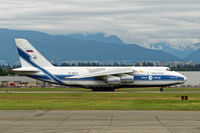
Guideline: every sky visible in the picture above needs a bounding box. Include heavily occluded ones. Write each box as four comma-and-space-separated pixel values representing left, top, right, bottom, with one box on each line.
0, 0, 200, 49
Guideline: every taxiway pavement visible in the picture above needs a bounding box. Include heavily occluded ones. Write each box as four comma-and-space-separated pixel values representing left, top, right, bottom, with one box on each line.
0, 110, 200, 133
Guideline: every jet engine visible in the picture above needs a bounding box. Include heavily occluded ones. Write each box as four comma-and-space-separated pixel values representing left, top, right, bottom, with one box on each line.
106, 76, 121, 84
120, 74, 134, 83
105, 75, 134, 84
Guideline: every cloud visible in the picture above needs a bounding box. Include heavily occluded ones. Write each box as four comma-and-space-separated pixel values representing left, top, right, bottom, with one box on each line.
0, 0, 200, 49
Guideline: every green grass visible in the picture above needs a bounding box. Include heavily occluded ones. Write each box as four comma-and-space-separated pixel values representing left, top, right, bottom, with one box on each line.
0, 92, 200, 110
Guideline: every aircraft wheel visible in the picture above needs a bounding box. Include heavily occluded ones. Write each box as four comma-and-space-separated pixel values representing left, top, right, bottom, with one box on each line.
92, 88, 101, 91
104, 88, 115, 91
92, 88, 115, 91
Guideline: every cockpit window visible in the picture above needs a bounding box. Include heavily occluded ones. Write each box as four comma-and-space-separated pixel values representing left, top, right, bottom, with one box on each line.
166, 68, 171, 71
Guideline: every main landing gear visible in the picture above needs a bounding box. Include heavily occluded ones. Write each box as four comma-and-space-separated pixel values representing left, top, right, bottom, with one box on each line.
92, 87, 115, 92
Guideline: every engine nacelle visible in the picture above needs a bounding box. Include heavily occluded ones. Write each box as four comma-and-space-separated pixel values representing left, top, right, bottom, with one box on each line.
105, 75, 134, 84
106, 76, 121, 84
120, 74, 134, 83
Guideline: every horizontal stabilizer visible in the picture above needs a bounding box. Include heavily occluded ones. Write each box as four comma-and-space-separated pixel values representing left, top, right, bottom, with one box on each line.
11, 67, 39, 73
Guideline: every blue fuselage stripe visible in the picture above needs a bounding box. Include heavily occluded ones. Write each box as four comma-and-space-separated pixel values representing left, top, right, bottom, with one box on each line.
17, 47, 65, 84
134, 75, 184, 81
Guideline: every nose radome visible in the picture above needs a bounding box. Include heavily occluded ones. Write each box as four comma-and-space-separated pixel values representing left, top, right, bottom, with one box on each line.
178, 72, 187, 83
183, 75, 187, 82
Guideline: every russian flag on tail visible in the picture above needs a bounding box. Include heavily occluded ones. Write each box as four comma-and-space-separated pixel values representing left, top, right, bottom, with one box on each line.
26, 50, 33, 53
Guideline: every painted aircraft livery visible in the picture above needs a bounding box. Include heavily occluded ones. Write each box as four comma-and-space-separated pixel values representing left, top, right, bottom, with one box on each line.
12, 39, 187, 91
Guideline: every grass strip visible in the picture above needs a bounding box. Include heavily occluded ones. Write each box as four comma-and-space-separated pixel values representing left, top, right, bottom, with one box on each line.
0, 92, 200, 110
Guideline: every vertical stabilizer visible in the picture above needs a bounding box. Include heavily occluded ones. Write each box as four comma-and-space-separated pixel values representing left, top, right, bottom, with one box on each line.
15, 39, 53, 67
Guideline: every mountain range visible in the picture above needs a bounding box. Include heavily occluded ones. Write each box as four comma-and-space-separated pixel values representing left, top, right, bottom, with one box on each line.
149, 42, 200, 58
0, 28, 199, 65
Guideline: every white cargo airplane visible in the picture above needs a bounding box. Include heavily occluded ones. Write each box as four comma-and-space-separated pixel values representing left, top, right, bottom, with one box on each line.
12, 39, 187, 91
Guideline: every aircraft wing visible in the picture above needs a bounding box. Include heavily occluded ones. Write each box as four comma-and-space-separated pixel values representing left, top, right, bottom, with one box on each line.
67, 68, 133, 79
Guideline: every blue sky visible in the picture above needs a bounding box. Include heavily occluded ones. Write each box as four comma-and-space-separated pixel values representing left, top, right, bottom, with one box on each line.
0, 0, 200, 49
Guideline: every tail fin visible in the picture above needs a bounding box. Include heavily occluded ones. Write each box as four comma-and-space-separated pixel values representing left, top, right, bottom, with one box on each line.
15, 39, 53, 67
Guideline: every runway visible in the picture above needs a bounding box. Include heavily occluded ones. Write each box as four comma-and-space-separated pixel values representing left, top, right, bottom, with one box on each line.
0, 110, 200, 133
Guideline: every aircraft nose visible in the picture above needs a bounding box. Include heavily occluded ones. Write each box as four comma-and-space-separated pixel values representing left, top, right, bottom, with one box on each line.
183, 75, 187, 82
